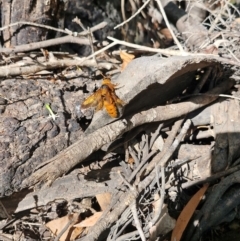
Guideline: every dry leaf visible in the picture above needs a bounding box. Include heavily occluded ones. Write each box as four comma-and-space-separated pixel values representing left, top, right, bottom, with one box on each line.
160, 28, 173, 40
74, 212, 103, 228
171, 183, 209, 241
120, 50, 135, 71
70, 226, 85, 240
96, 192, 111, 211
203, 44, 219, 55
128, 157, 135, 165
46, 213, 83, 241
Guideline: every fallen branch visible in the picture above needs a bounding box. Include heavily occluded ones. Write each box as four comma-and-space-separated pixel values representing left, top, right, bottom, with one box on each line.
0, 21, 107, 53
22, 78, 234, 189
0, 21, 71, 35
0, 35, 90, 54
0, 58, 112, 77
155, 0, 184, 52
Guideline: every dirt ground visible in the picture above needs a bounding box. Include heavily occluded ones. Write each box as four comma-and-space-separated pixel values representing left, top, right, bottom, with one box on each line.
1, 0, 240, 241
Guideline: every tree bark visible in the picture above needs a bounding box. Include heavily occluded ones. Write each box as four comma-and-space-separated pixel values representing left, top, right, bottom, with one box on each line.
1, 0, 65, 47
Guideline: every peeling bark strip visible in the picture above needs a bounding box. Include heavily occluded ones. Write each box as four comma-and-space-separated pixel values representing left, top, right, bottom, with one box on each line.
85, 55, 225, 134
22, 78, 234, 189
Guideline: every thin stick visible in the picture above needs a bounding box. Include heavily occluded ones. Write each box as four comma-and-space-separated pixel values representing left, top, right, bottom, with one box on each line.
107, 36, 216, 57
149, 123, 163, 150
128, 124, 163, 183
77, 22, 108, 36
121, 0, 127, 23
149, 166, 165, 227
131, 201, 146, 241
128, 146, 140, 165
0, 35, 90, 54
128, 149, 157, 183
84, 41, 116, 61
114, 218, 134, 240
182, 163, 240, 189
118, 171, 136, 191
118, 172, 145, 241
0, 21, 70, 35
84, 36, 215, 62
208, 3, 225, 33
88, 27, 97, 64
178, 93, 240, 102
107, 37, 188, 56
115, 0, 151, 29
116, 231, 139, 241
0, 58, 112, 77
125, 142, 130, 164
0, 20, 107, 37
159, 119, 192, 167
155, 0, 184, 53
136, 119, 184, 184
72, 17, 87, 31
226, 48, 240, 62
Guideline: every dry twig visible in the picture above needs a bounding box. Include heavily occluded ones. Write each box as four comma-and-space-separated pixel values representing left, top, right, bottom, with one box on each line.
118, 172, 145, 241
0, 58, 112, 77
115, 0, 151, 29
0, 35, 90, 54
136, 119, 184, 183
149, 166, 165, 227
0, 20, 107, 37
155, 0, 184, 53
0, 21, 70, 35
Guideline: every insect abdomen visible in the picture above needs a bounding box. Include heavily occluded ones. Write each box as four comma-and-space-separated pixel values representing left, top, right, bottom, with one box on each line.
105, 103, 119, 118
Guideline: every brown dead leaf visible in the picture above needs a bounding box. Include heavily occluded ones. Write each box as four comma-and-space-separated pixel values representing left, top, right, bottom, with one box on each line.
120, 50, 135, 71
160, 28, 173, 40
46, 213, 83, 241
203, 44, 219, 55
128, 157, 135, 165
171, 183, 209, 241
70, 226, 85, 240
74, 212, 103, 228
96, 192, 111, 211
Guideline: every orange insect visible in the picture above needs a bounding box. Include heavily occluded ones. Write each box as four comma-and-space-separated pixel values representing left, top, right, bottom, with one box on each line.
81, 77, 124, 118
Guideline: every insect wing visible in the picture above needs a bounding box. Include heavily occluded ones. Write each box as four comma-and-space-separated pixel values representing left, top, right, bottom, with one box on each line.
111, 92, 124, 107
81, 89, 102, 109
116, 98, 124, 107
